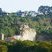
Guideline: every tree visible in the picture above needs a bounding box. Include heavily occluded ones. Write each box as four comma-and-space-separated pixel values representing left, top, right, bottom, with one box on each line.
38, 6, 50, 15
0, 8, 2, 15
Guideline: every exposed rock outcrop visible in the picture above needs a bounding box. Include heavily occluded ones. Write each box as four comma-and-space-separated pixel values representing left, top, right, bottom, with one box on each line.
13, 24, 36, 41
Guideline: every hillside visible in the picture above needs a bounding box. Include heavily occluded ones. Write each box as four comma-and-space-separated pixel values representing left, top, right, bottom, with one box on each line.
12, 24, 36, 41
0, 6, 52, 41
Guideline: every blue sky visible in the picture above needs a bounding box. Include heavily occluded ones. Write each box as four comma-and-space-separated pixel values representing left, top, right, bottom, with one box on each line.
0, 0, 52, 12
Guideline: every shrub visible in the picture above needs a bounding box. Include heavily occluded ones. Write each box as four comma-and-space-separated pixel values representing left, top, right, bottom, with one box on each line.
0, 45, 8, 52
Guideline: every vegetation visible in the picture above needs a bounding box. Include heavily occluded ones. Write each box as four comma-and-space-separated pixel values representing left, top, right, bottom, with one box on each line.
0, 40, 52, 52
0, 9, 52, 37
0, 5, 52, 52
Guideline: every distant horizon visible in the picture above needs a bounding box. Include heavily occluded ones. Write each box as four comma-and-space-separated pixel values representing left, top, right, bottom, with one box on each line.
0, 0, 52, 12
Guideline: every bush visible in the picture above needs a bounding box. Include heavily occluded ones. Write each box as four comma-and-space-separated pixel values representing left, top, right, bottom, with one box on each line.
0, 40, 52, 52
0, 45, 8, 52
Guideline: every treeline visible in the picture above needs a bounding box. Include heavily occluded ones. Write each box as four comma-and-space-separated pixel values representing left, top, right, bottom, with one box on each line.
0, 40, 52, 52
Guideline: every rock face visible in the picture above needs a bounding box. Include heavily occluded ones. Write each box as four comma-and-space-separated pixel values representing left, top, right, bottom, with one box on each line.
13, 24, 36, 41
21, 26, 36, 41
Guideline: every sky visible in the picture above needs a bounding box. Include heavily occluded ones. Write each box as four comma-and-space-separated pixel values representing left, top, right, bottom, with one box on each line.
0, 0, 52, 12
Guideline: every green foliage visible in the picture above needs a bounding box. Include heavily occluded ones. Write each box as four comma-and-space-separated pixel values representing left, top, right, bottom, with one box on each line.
0, 40, 52, 52
0, 45, 8, 52
0, 10, 52, 39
